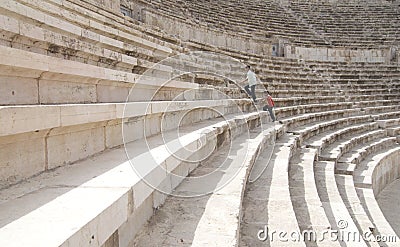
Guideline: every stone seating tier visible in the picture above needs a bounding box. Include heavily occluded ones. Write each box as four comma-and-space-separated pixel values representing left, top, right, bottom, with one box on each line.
286, 0, 400, 47
0, 45, 201, 105
4, 43, 398, 106
0, 111, 271, 247
353, 147, 400, 243
387, 126, 400, 137
307, 122, 380, 155
243, 106, 400, 246
0, 0, 399, 246
2, 101, 400, 246
335, 174, 380, 245
137, 0, 400, 47
319, 127, 384, 163
5, 0, 400, 106
0, 0, 176, 75
138, 0, 325, 46
0, 99, 254, 189
267, 82, 400, 91
338, 137, 398, 168
281, 107, 400, 246
26, 0, 182, 54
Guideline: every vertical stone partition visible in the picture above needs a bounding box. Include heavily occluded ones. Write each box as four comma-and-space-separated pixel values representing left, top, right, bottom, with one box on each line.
91, 0, 121, 13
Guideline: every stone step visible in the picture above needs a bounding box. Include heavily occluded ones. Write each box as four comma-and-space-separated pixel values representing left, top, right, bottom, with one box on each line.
240, 133, 304, 247
283, 108, 361, 130
319, 127, 384, 162
0, 100, 257, 189
274, 96, 346, 107
353, 147, 400, 243
0, 100, 251, 137
0, 46, 196, 104
314, 161, 369, 246
361, 105, 400, 114
335, 174, 381, 246
387, 126, 400, 137
376, 118, 400, 128
133, 124, 279, 246
17, 0, 173, 55
275, 102, 353, 119
353, 146, 400, 191
356, 99, 400, 108
307, 122, 379, 156
289, 115, 373, 146
338, 137, 398, 166
0, 2, 171, 80
0, 12, 139, 72
0, 110, 268, 247
289, 148, 341, 246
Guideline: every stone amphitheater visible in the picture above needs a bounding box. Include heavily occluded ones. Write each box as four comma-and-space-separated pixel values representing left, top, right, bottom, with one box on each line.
0, 0, 400, 246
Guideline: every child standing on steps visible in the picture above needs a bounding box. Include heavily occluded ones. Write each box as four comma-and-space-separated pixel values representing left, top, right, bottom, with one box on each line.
262, 90, 277, 122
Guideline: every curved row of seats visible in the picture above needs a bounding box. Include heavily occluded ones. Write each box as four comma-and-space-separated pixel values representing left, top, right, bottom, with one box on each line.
0, 1, 272, 246
0, 110, 271, 246
131, 99, 400, 246
136, 0, 400, 47
134, 0, 325, 46
0, 0, 399, 246
240, 100, 400, 246
287, 0, 400, 47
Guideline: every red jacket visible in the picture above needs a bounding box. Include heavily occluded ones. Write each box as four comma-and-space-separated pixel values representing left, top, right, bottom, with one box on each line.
266, 95, 275, 107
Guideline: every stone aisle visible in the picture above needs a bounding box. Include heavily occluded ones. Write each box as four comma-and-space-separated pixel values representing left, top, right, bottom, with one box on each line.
239, 143, 276, 247
133, 127, 267, 246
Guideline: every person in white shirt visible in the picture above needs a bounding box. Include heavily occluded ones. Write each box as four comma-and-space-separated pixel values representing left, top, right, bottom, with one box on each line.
240, 65, 259, 102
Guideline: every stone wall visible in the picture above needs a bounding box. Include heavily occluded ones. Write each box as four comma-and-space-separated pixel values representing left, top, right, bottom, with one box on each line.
85, 0, 121, 13
0, 101, 251, 188
142, 10, 272, 56
285, 45, 392, 63
372, 149, 400, 196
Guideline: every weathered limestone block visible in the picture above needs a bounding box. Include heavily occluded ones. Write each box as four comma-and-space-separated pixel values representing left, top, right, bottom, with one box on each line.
372, 148, 400, 196
19, 22, 45, 41
60, 104, 116, 126
144, 114, 161, 137
0, 132, 46, 188
97, 84, 131, 103
117, 196, 153, 247
61, 188, 129, 247
0, 76, 38, 105
40, 80, 97, 104
91, 0, 121, 13
47, 124, 106, 169
0, 105, 60, 137
107, 117, 145, 148
0, 14, 19, 33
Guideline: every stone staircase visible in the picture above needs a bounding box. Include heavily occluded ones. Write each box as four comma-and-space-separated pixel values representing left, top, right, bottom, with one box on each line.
0, 0, 399, 247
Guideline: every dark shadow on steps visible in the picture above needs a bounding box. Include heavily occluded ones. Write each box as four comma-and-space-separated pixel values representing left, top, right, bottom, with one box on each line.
314, 162, 347, 247
289, 151, 318, 247
239, 144, 276, 247
133, 127, 270, 246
